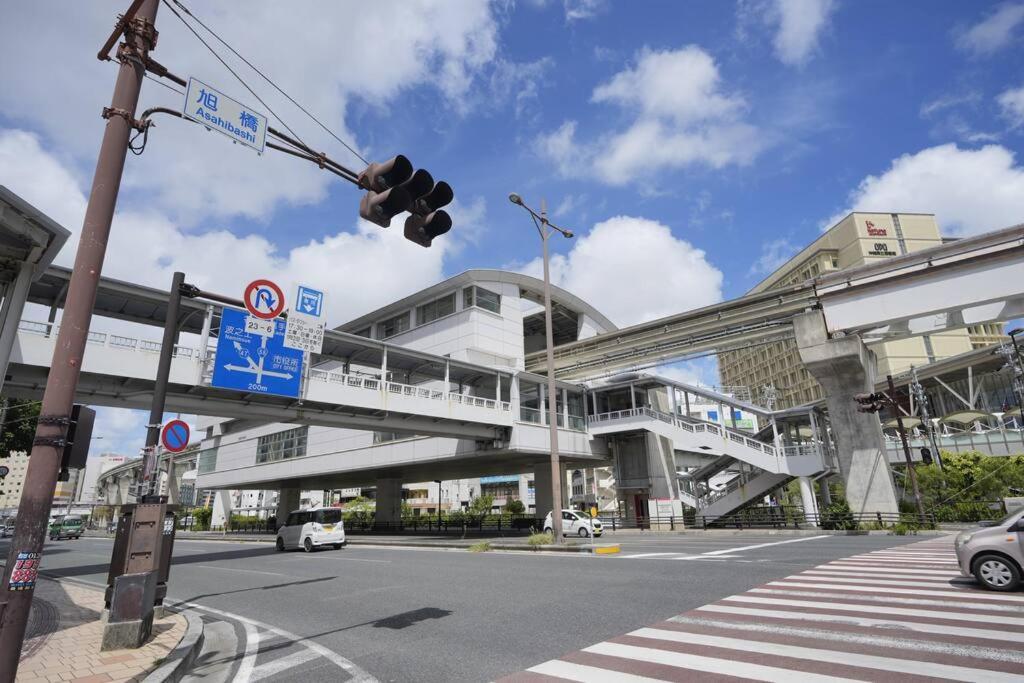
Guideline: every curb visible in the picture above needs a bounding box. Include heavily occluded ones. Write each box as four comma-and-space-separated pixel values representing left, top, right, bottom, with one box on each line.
142, 610, 204, 683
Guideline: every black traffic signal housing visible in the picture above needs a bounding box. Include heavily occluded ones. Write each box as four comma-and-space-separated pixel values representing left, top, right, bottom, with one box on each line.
58, 404, 95, 481
920, 447, 933, 465
405, 180, 453, 248
357, 155, 414, 228
358, 155, 454, 246
854, 392, 888, 414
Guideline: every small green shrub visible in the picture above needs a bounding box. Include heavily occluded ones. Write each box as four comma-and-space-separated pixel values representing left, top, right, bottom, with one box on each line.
819, 499, 857, 530
468, 540, 492, 553
527, 531, 553, 548
890, 522, 919, 536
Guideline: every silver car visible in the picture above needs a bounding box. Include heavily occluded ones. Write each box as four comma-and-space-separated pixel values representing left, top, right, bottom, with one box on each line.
955, 506, 1024, 591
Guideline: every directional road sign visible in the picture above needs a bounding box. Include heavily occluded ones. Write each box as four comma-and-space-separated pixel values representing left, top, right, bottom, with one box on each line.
211, 307, 303, 398
183, 77, 268, 154
161, 420, 191, 453
244, 279, 286, 320
285, 284, 326, 354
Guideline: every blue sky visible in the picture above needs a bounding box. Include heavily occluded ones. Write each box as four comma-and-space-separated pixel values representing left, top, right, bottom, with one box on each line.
2, 0, 1024, 457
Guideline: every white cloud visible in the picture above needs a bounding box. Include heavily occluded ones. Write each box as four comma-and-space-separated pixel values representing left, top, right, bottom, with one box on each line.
536, 47, 762, 186
564, 0, 608, 22
749, 238, 799, 277
956, 2, 1024, 57
823, 143, 1024, 236
0, 1, 499, 222
516, 215, 723, 326
487, 57, 555, 119
767, 0, 836, 66
998, 85, 1024, 128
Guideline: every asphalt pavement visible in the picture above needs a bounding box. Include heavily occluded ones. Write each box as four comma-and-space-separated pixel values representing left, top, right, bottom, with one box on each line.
2, 531, 935, 682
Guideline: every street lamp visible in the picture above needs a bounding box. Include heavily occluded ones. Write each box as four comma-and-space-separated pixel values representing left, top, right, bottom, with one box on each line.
509, 193, 573, 542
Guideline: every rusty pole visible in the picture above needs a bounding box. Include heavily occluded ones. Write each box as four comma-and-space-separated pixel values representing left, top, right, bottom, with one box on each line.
0, 2, 160, 678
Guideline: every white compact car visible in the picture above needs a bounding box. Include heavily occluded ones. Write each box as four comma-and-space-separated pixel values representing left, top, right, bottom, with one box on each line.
544, 509, 603, 538
276, 508, 346, 552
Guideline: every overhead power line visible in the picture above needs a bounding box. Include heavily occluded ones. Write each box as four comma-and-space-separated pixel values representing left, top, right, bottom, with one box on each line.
166, 0, 369, 166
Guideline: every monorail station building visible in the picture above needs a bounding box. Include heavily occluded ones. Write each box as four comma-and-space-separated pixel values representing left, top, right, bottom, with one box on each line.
194, 270, 830, 526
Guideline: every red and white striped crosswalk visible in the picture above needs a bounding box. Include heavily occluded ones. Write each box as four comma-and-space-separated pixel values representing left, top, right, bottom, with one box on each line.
499, 538, 1024, 682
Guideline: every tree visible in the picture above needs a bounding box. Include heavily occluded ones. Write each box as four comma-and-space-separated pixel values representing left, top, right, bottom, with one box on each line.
468, 494, 494, 516
0, 398, 39, 457
505, 499, 526, 515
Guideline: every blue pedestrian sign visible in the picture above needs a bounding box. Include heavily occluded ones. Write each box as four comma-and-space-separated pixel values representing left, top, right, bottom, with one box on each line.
296, 286, 324, 318
211, 307, 303, 398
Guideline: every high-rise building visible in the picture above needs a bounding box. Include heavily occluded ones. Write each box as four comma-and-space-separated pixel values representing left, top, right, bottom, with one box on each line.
0, 452, 30, 510
718, 212, 1005, 408
76, 453, 130, 504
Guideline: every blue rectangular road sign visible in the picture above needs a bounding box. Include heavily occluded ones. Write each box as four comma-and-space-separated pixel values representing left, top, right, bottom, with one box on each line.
296, 285, 324, 318
211, 307, 303, 398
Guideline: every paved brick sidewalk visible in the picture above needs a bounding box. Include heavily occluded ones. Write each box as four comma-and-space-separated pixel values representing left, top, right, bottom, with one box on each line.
15, 576, 186, 682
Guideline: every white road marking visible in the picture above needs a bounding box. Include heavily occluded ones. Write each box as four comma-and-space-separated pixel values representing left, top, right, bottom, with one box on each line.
774, 579, 1024, 602
750, 587, 1024, 612
171, 600, 377, 682
584, 641, 860, 682
721, 594, 1024, 626
528, 659, 663, 682
192, 564, 290, 578
619, 552, 683, 559
800, 570, 967, 583
823, 563, 959, 576
250, 650, 319, 682
235, 621, 260, 683
697, 604, 1022, 643
629, 626, 1021, 682
700, 535, 832, 556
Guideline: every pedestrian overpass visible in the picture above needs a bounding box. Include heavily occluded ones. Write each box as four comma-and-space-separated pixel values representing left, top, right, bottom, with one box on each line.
3, 182, 1024, 522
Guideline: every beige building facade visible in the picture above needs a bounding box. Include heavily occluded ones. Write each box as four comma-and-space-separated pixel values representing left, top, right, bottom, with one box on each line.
719, 212, 1005, 408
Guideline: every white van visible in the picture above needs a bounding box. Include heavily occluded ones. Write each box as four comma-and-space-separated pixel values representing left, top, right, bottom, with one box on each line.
276, 508, 346, 552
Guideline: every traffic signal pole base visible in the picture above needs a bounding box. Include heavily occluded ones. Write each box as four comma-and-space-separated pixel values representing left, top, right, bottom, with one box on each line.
101, 571, 157, 651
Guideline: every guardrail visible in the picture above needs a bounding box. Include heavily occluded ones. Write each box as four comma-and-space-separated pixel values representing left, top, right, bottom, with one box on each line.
593, 507, 936, 531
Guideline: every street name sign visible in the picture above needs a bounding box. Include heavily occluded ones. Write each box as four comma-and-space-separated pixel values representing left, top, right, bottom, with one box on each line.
211, 307, 303, 398
284, 285, 326, 354
244, 279, 286, 319
160, 420, 190, 453
183, 77, 267, 154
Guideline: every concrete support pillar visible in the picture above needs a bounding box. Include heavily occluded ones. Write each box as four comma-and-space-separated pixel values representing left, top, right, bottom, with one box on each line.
0, 260, 34, 394
798, 477, 819, 526
276, 488, 300, 527
794, 311, 899, 516
212, 490, 232, 527
375, 478, 402, 528
534, 464, 554, 520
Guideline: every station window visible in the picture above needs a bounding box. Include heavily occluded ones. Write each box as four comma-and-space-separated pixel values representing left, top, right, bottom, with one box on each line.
463, 286, 501, 314
256, 427, 308, 464
416, 292, 456, 326
352, 327, 372, 338
378, 312, 410, 338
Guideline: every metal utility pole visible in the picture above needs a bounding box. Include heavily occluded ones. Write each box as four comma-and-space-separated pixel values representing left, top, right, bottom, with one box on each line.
0, 1, 160, 676
887, 375, 925, 522
1003, 329, 1024, 428
141, 271, 185, 498
509, 193, 573, 542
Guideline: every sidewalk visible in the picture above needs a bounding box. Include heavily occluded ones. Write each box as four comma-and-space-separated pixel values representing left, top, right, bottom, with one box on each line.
16, 576, 186, 683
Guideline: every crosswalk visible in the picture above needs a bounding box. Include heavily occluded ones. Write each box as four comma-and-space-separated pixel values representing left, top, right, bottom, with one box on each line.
500, 538, 1024, 682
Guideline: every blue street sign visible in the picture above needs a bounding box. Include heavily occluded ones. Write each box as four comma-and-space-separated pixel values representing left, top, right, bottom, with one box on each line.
211, 307, 303, 398
296, 285, 324, 318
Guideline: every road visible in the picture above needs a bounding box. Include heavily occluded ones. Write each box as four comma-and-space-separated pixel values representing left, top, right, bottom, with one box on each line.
3, 532, 990, 681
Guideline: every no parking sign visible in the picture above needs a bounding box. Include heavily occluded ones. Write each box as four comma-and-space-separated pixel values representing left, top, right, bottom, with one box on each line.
161, 419, 190, 453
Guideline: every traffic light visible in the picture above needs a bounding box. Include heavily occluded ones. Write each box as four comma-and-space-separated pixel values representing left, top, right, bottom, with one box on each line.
405, 180, 453, 248
358, 155, 455, 246
58, 404, 95, 480
854, 392, 888, 413
357, 155, 414, 228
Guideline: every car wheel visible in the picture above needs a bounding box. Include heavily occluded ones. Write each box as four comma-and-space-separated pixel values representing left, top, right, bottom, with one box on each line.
543, 527, 552, 534
303, 537, 314, 553
578, 527, 589, 537
333, 543, 342, 550
276, 537, 285, 552
973, 554, 1021, 591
